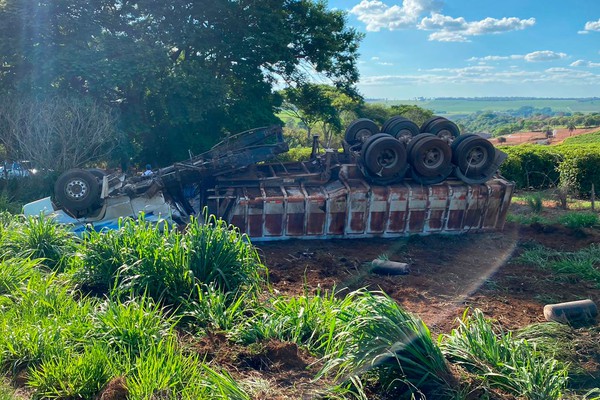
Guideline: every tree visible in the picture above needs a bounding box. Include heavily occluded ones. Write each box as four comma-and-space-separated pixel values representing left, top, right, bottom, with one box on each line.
281, 84, 361, 147
388, 104, 434, 127
0, 0, 362, 165
0, 96, 121, 172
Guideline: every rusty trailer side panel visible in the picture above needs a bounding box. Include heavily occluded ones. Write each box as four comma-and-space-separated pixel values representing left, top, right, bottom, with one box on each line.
206, 166, 514, 241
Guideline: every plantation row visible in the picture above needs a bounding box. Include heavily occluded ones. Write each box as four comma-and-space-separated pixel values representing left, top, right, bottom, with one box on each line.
499, 141, 600, 195
0, 213, 594, 399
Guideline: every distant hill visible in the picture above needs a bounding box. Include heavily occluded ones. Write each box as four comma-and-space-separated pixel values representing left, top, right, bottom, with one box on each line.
367, 98, 600, 117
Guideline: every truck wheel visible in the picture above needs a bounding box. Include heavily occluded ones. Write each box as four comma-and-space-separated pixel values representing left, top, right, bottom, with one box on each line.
453, 135, 495, 177
387, 118, 420, 145
420, 116, 446, 133
54, 169, 101, 212
362, 136, 407, 178
426, 119, 460, 143
87, 168, 107, 181
344, 119, 379, 145
381, 116, 404, 133
409, 136, 452, 177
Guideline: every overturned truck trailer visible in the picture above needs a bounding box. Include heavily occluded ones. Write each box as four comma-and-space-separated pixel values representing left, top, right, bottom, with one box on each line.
23, 117, 514, 240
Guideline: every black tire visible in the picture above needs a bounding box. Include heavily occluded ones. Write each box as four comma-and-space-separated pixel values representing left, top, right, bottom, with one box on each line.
387, 119, 420, 144
344, 119, 379, 145
360, 133, 392, 155
362, 136, 407, 178
420, 116, 447, 133
408, 136, 452, 177
54, 169, 101, 212
453, 135, 495, 177
426, 119, 460, 143
406, 133, 435, 159
87, 168, 107, 181
381, 116, 405, 133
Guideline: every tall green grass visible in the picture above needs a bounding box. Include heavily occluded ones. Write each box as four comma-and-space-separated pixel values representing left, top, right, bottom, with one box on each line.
70, 215, 266, 306
518, 243, 600, 287
2, 215, 76, 271
319, 291, 451, 399
441, 310, 569, 400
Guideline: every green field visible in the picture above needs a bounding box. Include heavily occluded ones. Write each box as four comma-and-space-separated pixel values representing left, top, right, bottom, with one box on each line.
372, 98, 600, 116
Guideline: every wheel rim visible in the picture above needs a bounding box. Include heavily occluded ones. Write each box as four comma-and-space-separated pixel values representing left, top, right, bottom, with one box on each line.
465, 145, 489, 169
396, 129, 413, 144
421, 147, 443, 170
437, 129, 454, 143
66, 179, 88, 199
355, 128, 373, 142
376, 148, 399, 170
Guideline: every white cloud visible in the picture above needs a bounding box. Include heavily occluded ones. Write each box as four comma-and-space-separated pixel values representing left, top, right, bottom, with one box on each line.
468, 51, 567, 63
571, 59, 600, 68
359, 65, 600, 87
350, 0, 443, 32
467, 55, 524, 62
371, 56, 380, 60
579, 18, 600, 34
524, 50, 567, 62
419, 14, 535, 42
350, 1, 536, 42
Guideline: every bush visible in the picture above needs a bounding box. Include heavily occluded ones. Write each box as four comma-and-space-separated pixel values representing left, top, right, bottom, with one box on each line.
499, 145, 562, 189
556, 144, 600, 196
499, 142, 600, 196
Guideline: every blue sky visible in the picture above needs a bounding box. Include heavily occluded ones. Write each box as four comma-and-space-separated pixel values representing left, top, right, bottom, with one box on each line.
328, 0, 600, 99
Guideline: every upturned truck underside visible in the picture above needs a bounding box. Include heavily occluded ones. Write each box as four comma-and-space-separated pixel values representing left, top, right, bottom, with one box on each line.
24, 117, 514, 240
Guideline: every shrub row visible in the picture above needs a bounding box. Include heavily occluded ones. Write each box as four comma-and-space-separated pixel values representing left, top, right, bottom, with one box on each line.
499, 142, 600, 195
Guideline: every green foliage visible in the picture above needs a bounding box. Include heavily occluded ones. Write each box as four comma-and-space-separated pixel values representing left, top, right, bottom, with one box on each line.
274, 146, 314, 162
4, 215, 76, 271
27, 343, 114, 400
0, 383, 18, 400
0, 0, 361, 166
558, 212, 599, 229
441, 310, 569, 400
562, 130, 600, 144
0, 258, 38, 296
499, 144, 562, 188
499, 142, 600, 195
123, 339, 249, 400
70, 214, 265, 306
92, 296, 176, 356
319, 291, 451, 398
556, 144, 600, 196
185, 283, 251, 334
0, 274, 94, 373
184, 214, 265, 294
524, 193, 544, 213
234, 288, 351, 353
518, 244, 600, 287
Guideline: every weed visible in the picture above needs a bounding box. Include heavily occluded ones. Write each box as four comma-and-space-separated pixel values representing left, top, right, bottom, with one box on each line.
525, 193, 544, 214
518, 244, 600, 287
27, 343, 114, 399
441, 309, 569, 400
558, 212, 599, 229
91, 295, 176, 356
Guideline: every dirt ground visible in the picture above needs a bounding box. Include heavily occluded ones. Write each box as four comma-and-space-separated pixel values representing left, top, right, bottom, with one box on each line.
259, 221, 600, 334
488, 127, 598, 146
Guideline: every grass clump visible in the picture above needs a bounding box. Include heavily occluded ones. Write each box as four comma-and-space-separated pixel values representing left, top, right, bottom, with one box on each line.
518, 243, 600, 287
70, 214, 266, 307
441, 309, 569, 400
319, 291, 451, 399
524, 193, 544, 213
3, 215, 77, 271
92, 295, 177, 356
27, 343, 114, 399
558, 211, 599, 229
